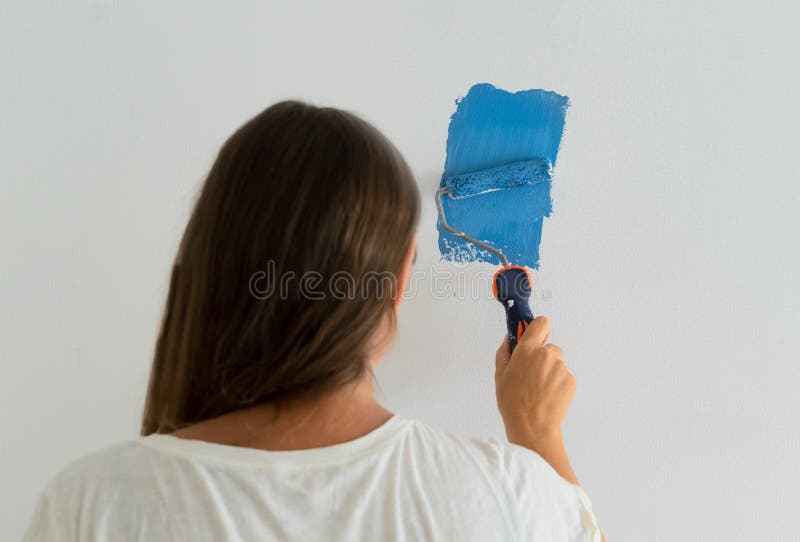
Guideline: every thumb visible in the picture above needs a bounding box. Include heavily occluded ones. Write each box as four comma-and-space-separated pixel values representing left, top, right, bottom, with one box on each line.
517, 315, 551, 348
495, 336, 511, 374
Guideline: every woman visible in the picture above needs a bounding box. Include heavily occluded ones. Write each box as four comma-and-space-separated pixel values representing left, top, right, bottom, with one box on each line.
24, 101, 602, 541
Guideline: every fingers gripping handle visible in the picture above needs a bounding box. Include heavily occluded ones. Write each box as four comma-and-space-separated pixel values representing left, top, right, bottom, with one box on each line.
493, 266, 534, 352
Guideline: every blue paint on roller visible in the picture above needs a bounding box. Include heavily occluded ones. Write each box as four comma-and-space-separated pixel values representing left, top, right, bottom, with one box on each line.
437, 83, 569, 268
444, 157, 552, 199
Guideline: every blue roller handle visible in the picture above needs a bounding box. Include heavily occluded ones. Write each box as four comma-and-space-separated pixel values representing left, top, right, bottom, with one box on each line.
493, 266, 534, 352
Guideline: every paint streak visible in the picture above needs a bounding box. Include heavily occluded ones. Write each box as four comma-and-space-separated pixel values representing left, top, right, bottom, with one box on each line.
437, 83, 569, 268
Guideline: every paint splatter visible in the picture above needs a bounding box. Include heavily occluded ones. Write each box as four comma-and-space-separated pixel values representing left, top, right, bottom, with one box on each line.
437, 83, 569, 268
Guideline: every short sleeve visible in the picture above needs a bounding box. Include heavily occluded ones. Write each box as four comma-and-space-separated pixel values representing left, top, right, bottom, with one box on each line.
22, 486, 67, 542
500, 441, 601, 541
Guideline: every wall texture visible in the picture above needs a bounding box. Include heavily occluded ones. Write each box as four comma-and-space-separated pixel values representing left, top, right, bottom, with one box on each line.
2, 1, 799, 539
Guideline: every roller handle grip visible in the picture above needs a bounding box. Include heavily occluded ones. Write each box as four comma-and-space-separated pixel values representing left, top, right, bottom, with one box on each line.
493, 266, 534, 352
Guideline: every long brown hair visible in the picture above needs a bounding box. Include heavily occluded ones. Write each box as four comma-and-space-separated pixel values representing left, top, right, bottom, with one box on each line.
141, 101, 420, 435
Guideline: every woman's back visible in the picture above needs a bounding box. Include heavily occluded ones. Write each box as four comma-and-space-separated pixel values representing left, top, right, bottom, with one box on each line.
24, 416, 598, 541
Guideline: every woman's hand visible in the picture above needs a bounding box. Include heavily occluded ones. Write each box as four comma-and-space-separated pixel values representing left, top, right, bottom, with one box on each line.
495, 316, 575, 438
495, 316, 579, 485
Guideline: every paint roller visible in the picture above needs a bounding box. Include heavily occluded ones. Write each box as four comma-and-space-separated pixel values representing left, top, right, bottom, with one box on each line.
435, 157, 551, 351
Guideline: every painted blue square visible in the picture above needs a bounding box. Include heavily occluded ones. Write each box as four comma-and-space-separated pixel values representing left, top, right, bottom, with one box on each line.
437, 83, 569, 268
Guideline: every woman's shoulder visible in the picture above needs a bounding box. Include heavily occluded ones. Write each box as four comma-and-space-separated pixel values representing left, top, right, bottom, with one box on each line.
40, 439, 159, 502
400, 417, 552, 475
24, 440, 171, 541
402, 419, 600, 540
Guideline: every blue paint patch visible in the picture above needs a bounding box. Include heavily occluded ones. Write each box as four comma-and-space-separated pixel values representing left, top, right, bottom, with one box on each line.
437, 83, 569, 268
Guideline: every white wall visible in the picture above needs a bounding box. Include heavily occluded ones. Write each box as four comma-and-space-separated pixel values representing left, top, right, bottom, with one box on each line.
3, 1, 799, 540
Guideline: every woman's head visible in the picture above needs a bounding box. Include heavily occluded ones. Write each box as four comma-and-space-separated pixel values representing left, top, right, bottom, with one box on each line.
142, 101, 420, 435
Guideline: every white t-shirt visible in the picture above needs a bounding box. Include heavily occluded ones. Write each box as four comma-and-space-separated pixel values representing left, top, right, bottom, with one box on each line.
23, 415, 601, 541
